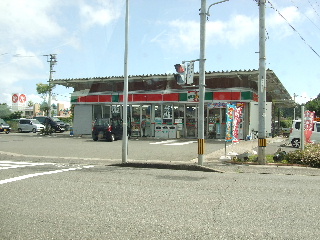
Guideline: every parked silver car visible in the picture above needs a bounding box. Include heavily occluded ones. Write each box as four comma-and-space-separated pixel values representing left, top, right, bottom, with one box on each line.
18, 119, 45, 133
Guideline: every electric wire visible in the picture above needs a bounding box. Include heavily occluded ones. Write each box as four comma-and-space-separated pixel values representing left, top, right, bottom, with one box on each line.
291, 0, 320, 31
307, 0, 320, 20
267, 0, 320, 59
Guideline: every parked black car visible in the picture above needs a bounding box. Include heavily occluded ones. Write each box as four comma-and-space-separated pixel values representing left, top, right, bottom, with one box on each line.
34, 116, 65, 133
92, 118, 126, 142
0, 119, 11, 134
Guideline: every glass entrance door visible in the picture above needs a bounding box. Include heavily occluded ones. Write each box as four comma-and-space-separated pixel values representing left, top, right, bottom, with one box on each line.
207, 107, 226, 139
141, 105, 151, 137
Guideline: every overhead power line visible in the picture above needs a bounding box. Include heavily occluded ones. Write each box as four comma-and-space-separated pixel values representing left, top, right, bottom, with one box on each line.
267, 0, 320, 59
307, 0, 320, 20
291, 0, 320, 31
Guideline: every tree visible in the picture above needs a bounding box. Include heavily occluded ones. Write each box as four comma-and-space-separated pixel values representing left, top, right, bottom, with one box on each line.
36, 83, 55, 116
305, 94, 320, 117
36, 83, 53, 101
0, 103, 11, 119
36, 83, 55, 103
40, 101, 50, 116
27, 100, 34, 107
10, 111, 23, 119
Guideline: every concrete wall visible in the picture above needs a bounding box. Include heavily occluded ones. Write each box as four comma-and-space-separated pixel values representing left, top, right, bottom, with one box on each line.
249, 102, 272, 137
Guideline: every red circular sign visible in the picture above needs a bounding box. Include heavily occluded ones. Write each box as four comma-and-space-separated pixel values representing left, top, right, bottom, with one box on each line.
19, 94, 26, 103
12, 94, 18, 103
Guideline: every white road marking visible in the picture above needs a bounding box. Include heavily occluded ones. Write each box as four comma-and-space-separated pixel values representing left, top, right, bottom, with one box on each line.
164, 141, 197, 146
150, 140, 177, 145
0, 161, 54, 170
0, 161, 94, 185
150, 140, 197, 146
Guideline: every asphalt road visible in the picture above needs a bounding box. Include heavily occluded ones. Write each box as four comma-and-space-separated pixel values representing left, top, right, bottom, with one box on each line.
1, 132, 320, 239
1, 160, 320, 240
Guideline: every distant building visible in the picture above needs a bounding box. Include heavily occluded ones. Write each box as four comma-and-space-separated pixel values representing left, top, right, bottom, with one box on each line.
11, 97, 71, 118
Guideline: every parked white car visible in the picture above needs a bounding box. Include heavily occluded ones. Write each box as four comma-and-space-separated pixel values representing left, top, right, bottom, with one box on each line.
289, 120, 320, 148
18, 119, 45, 133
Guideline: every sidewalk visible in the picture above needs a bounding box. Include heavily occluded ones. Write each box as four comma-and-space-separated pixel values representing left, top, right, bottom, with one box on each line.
204, 136, 290, 162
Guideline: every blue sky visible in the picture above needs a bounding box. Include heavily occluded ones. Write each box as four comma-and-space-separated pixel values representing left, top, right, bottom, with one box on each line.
1, 0, 320, 108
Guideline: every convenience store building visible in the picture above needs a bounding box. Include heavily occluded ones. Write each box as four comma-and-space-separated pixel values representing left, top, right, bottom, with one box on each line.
53, 69, 293, 139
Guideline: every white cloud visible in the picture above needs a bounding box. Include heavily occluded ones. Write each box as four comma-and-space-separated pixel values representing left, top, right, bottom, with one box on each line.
0, 0, 69, 106
295, 92, 317, 104
156, 13, 258, 53
79, 0, 124, 28
0, 0, 65, 45
208, 15, 258, 48
0, 0, 125, 107
267, 6, 303, 39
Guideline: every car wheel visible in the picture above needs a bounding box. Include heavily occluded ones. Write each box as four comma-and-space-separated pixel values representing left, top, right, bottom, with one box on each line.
291, 138, 300, 148
5, 131, 9, 134
93, 135, 98, 141
32, 128, 37, 133
109, 134, 115, 142
18, 128, 22, 133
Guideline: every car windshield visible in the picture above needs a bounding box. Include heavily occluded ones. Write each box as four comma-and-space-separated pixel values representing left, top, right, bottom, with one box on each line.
31, 119, 42, 124
52, 117, 62, 122
95, 119, 110, 126
0, 120, 7, 125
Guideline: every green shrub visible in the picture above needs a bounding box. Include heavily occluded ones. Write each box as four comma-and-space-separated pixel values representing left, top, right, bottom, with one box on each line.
232, 144, 320, 168
286, 144, 320, 168
6, 120, 19, 131
280, 120, 292, 128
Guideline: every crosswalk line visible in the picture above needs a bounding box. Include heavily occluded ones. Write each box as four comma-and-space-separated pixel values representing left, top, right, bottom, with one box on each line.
0, 161, 54, 170
150, 140, 197, 146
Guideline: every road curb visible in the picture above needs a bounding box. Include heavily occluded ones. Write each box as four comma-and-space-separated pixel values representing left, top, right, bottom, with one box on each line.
110, 162, 224, 173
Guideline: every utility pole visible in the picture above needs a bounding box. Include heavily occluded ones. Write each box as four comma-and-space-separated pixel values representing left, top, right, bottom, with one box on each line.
44, 54, 57, 117
122, 0, 129, 163
301, 105, 305, 151
198, 0, 207, 166
258, 0, 267, 164
198, 0, 229, 166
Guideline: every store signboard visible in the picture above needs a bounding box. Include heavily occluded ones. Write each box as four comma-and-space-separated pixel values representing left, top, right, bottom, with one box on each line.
304, 110, 315, 143
208, 102, 227, 108
12, 93, 27, 111
187, 91, 199, 102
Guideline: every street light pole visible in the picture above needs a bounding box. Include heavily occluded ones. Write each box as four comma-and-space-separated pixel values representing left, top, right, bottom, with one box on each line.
198, 0, 229, 166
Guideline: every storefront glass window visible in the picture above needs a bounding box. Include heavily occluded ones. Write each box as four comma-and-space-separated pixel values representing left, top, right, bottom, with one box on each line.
154, 105, 161, 118
174, 104, 184, 137
93, 105, 102, 119
186, 105, 197, 137
111, 105, 121, 119
102, 105, 110, 118
131, 105, 141, 137
163, 104, 172, 124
